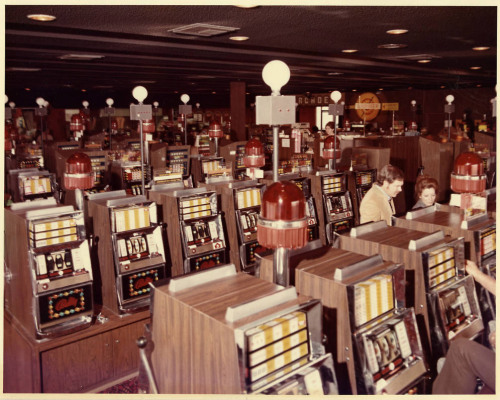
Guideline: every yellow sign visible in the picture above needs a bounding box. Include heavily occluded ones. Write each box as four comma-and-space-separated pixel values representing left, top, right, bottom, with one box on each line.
355, 92, 381, 121
382, 103, 399, 111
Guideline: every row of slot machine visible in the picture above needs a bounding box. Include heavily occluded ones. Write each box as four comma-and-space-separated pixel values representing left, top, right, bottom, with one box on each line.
4, 137, 495, 395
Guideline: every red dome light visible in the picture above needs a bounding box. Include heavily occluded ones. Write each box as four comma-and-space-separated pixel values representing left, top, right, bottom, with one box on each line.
243, 138, 265, 168
450, 152, 486, 193
208, 121, 224, 138
70, 114, 84, 131
64, 152, 94, 189
322, 135, 341, 159
257, 181, 308, 249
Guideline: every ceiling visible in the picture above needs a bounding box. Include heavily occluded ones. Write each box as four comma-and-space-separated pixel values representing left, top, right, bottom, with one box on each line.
4, 4, 498, 109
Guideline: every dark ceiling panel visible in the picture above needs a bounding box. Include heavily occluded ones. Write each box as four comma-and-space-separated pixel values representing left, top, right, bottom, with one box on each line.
4, 5, 497, 108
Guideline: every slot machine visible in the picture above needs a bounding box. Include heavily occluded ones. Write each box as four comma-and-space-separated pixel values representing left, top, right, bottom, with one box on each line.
311, 171, 354, 245
4, 199, 94, 338
221, 181, 267, 273
258, 245, 427, 394
220, 141, 248, 180
347, 168, 377, 225
166, 145, 191, 179
150, 167, 193, 189
87, 192, 167, 314
149, 264, 338, 394
191, 156, 228, 185
340, 221, 482, 361
162, 188, 228, 276
110, 161, 151, 195
9, 169, 58, 203
395, 206, 496, 323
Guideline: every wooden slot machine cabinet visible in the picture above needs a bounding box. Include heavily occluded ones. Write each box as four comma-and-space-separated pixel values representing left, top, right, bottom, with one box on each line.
8, 169, 58, 203
220, 180, 268, 273
259, 245, 427, 395
4, 199, 95, 338
161, 187, 228, 276
190, 156, 228, 186
219, 140, 248, 180
262, 174, 320, 243
346, 168, 377, 225
394, 205, 496, 322
340, 221, 483, 361
86, 192, 167, 315
149, 264, 338, 395
110, 161, 151, 196
310, 171, 354, 245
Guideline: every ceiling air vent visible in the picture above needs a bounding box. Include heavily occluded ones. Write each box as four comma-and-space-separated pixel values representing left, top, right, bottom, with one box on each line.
169, 23, 239, 37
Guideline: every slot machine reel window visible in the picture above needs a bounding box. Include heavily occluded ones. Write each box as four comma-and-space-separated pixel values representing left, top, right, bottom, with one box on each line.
434, 279, 481, 341
235, 187, 263, 238
19, 174, 56, 201
354, 308, 425, 394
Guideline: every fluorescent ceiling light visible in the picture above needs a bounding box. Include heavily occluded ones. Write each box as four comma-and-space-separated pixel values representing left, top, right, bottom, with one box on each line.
6, 67, 41, 71
342, 49, 358, 53
472, 46, 490, 51
229, 36, 249, 41
378, 43, 408, 49
386, 29, 408, 35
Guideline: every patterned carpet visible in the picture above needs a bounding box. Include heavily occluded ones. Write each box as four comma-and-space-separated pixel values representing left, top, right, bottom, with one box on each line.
99, 376, 139, 393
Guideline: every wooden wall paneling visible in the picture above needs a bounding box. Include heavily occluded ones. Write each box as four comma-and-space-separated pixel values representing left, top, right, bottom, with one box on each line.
419, 137, 454, 202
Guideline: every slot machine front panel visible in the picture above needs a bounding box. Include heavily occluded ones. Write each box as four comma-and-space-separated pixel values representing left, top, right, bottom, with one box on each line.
18, 172, 58, 203
319, 172, 354, 244
353, 308, 426, 395
26, 208, 94, 337
289, 176, 319, 241
177, 191, 228, 274
109, 201, 166, 313
233, 185, 267, 271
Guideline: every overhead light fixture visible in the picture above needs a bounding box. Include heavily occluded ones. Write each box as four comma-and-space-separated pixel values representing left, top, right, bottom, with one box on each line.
134, 80, 156, 84
59, 54, 104, 60
386, 29, 408, 35
27, 14, 56, 22
470, 66, 482, 70
378, 43, 408, 49
235, 4, 259, 8
342, 49, 358, 53
327, 72, 343, 76
418, 59, 432, 64
229, 36, 249, 41
212, 91, 217, 94
169, 23, 239, 37
352, 89, 357, 92
25, 88, 31, 91
476, 84, 483, 87
472, 46, 490, 51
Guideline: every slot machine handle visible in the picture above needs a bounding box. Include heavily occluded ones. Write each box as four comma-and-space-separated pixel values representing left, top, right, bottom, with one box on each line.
137, 336, 159, 394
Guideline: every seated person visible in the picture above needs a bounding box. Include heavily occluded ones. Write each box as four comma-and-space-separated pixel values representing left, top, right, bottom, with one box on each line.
432, 260, 496, 394
412, 175, 439, 209
359, 164, 404, 225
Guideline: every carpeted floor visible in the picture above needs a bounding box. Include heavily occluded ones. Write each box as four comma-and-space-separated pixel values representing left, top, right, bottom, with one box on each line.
99, 376, 139, 394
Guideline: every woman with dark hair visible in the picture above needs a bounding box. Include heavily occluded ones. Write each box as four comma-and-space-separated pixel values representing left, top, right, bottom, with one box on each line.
412, 175, 439, 209
359, 164, 405, 225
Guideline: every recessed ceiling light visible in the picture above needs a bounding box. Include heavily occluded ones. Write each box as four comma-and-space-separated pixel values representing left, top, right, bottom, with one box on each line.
440, 85, 446, 89
470, 66, 482, 70
378, 43, 408, 49
472, 46, 490, 51
418, 59, 431, 64
212, 91, 217, 94
27, 14, 56, 22
352, 89, 357, 92
386, 29, 408, 35
229, 36, 249, 41
328, 72, 343, 76
378, 88, 384, 91
81, 89, 87, 92
342, 49, 358, 53
476, 84, 483, 87
25, 88, 31, 91
235, 5, 258, 8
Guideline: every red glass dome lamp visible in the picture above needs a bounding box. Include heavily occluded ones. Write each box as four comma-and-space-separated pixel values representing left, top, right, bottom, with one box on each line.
70, 114, 85, 140
208, 120, 224, 156
64, 152, 95, 210
322, 135, 341, 171
257, 181, 308, 286
450, 152, 486, 194
243, 137, 265, 179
